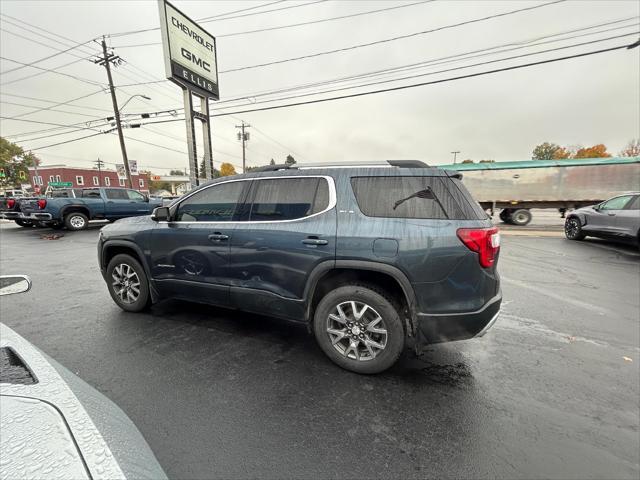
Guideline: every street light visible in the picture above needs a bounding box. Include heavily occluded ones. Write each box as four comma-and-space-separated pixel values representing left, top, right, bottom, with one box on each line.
119, 94, 151, 113
451, 151, 460, 164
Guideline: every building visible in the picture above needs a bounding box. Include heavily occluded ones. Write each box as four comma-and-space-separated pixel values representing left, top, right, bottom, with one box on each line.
28, 165, 150, 193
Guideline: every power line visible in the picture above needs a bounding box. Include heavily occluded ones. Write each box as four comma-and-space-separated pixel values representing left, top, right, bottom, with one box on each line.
0, 92, 113, 113
206, 40, 638, 118
218, 0, 434, 38
198, 0, 286, 22
212, 31, 639, 112
0, 55, 102, 87
220, 0, 566, 73
0, 100, 105, 119
109, 0, 326, 39
1, 90, 105, 120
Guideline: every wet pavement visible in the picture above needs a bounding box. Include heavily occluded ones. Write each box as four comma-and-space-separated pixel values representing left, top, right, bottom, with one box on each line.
1, 222, 638, 479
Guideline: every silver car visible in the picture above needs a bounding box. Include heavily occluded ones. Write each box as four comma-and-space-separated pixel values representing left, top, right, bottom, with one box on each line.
565, 192, 640, 246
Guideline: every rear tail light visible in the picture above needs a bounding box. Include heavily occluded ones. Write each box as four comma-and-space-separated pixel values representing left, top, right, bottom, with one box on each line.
7, 199, 15, 209
457, 227, 500, 268
37, 199, 47, 210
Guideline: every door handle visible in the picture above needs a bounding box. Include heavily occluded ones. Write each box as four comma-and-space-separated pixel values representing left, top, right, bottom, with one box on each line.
302, 237, 328, 246
607, 213, 616, 216
208, 233, 229, 242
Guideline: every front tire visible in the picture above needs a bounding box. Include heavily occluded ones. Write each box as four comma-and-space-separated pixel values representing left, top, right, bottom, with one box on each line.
64, 212, 88, 231
313, 284, 405, 374
106, 254, 150, 312
565, 217, 586, 240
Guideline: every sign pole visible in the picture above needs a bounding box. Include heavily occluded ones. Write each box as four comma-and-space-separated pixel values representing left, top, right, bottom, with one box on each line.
183, 88, 199, 189
200, 97, 213, 180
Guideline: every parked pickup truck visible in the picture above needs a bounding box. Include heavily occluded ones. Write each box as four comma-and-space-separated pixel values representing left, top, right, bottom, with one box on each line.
18, 187, 162, 230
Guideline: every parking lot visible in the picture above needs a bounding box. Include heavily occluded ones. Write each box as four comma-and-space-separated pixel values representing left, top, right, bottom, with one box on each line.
1, 219, 638, 479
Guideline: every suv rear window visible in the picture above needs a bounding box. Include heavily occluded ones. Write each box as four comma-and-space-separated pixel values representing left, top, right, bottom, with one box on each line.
351, 176, 452, 219
247, 177, 330, 221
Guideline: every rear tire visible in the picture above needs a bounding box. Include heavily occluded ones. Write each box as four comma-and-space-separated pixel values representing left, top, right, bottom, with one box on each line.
313, 284, 405, 374
565, 217, 586, 240
106, 254, 150, 312
64, 212, 88, 231
510, 208, 532, 226
14, 219, 33, 228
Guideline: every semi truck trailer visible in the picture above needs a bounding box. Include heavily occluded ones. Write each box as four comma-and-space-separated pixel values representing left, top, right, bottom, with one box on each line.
443, 156, 640, 225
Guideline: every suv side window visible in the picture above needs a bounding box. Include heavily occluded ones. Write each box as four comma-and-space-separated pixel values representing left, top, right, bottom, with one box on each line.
351, 176, 454, 219
105, 188, 129, 200
175, 181, 245, 222
247, 177, 329, 221
600, 195, 633, 210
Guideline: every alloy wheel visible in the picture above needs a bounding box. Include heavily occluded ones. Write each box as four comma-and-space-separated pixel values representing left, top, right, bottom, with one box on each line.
326, 301, 388, 362
111, 263, 141, 304
565, 218, 580, 238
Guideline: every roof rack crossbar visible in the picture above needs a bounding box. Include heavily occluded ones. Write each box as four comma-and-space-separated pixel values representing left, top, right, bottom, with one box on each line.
250, 164, 297, 172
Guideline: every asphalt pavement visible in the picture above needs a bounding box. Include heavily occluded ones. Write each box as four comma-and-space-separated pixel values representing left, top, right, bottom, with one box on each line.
0, 221, 638, 479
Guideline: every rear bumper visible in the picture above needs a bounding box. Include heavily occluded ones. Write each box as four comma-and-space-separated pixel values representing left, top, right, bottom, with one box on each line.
415, 292, 501, 345
0, 211, 53, 221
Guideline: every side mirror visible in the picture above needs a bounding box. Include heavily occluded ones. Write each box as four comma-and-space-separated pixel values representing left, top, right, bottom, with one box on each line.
151, 206, 170, 222
0, 275, 32, 296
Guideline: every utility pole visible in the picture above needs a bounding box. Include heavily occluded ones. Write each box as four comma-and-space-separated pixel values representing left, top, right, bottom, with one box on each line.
235, 122, 251, 172
451, 151, 460, 164
95, 37, 133, 189
94, 158, 105, 186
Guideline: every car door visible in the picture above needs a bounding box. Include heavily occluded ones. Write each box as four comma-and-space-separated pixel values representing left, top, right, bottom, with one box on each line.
614, 195, 640, 237
589, 195, 635, 233
228, 175, 336, 320
149, 179, 250, 308
104, 188, 149, 218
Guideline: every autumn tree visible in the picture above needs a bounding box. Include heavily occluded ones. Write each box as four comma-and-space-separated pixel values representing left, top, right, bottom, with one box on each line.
552, 147, 571, 159
479, 159, 495, 163
0, 137, 40, 188
532, 142, 563, 160
461, 159, 474, 164
573, 144, 611, 159
219, 162, 237, 176
619, 139, 640, 157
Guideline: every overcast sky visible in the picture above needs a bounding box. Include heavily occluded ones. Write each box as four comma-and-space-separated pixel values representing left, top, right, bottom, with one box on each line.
0, 0, 638, 174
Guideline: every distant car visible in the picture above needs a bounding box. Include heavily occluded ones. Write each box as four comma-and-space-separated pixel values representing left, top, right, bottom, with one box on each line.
98, 161, 501, 374
565, 192, 640, 246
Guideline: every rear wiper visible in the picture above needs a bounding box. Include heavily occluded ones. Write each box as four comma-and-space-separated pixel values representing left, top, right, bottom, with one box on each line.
393, 188, 434, 210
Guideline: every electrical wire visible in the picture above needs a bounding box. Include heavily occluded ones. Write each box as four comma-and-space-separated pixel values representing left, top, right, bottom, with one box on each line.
0, 55, 102, 87
0, 92, 114, 113
0, 100, 106, 119
2, 90, 106, 120
219, 0, 566, 73
207, 40, 639, 118
108, 0, 326, 38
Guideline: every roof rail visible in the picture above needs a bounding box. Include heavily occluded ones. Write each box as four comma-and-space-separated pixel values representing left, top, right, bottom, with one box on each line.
250, 164, 296, 172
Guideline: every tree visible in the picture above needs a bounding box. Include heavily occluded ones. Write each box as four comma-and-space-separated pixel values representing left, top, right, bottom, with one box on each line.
199, 159, 220, 178
479, 159, 495, 163
552, 147, 571, 159
169, 169, 185, 175
0, 137, 40, 188
573, 144, 611, 159
285, 154, 296, 165
461, 159, 474, 164
219, 162, 237, 176
269, 158, 276, 165
532, 142, 563, 160
620, 139, 640, 157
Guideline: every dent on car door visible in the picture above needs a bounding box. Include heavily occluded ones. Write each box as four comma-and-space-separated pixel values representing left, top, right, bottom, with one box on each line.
229, 176, 336, 320
149, 180, 249, 307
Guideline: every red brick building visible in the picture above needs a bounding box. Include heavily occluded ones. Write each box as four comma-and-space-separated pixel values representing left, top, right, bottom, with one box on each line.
28, 165, 150, 193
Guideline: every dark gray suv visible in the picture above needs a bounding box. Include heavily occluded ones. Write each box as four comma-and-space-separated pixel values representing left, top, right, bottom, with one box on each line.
98, 161, 501, 374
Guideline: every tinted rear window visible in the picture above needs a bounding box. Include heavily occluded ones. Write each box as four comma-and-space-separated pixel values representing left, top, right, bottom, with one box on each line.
448, 178, 488, 219
247, 177, 330, 221
351, 176, 462, 219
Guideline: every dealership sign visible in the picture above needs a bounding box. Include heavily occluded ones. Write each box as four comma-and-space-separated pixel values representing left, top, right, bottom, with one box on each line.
158, 0, 219, 99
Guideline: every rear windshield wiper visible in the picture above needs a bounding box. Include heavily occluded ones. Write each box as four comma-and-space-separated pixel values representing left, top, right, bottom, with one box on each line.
393, 188, 434, 210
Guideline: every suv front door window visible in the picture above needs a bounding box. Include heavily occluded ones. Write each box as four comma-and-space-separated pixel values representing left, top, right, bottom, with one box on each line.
150, 180, 249, 307
589, 195, 634, 232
